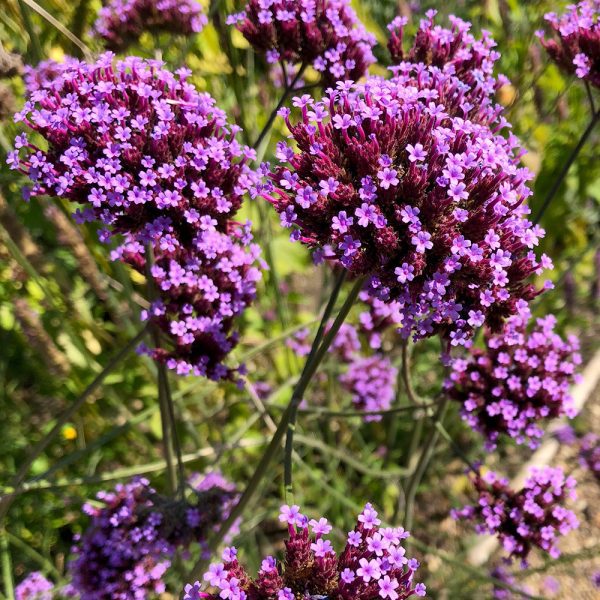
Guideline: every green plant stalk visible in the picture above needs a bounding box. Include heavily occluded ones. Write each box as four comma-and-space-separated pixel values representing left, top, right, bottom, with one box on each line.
0, 529, 14, 600
145, 246, 181, 497
404, 396, 450, 533
16, 0, 42, 63
534, 108, 600, 224
186, 275, 364, 583
0, 326, 148, 521
283, 269, 348, 499
5, 531, 61, 579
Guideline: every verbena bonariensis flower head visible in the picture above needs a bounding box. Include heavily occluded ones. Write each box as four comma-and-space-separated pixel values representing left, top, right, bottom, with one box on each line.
537, 1, 600, 88
263, 75, 549, 346
71, 474, 237, 599
227, 0, 376, 88
579, 433, 600, 481
452, 467, 578, 564
341, 354, 398, 421
184, 503, 426, 599
9, 53, 257, 249
445, 307, 582, 450
8, 54, 262, 380
135, 220, 263, 380
23, 57, 80, 94
387, 9, 509, 113
93, 0, 208, 51
15, 572, 54, 600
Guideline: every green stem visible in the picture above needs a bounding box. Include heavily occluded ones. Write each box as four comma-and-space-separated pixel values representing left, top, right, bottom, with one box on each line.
0, 326, 148, 521
145, 246, 180, 497
534, 109, 600, 224
404, 396, 450, 533
284, 270, 348, 501
253, 64, 307, 150
17, 0, 42, 64
0, 529, 14, 600
186, 275, 364, 583
298, 401, 440, 418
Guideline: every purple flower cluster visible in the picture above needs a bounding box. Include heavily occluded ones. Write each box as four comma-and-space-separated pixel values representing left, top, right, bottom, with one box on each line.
8, 54, 262, 381
387, 10, 509, 114
227, 0, 376, 89
537, 1, 600, 88
580, 433, 600, 481
341, 354, 398, 421
489, 566, 529, 599
70, 474, 237, 599
446, 308, 581, 450
93, 0, 208, 51
15, 572, 54, 600
286, 313, 398, 420
23, 57, 80, 94
263, 69, 549, 345
185, 503, 426, 599
452, 467, 578, 563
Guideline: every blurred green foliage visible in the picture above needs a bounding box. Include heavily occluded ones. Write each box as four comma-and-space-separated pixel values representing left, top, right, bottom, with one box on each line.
0, 0, 598, 598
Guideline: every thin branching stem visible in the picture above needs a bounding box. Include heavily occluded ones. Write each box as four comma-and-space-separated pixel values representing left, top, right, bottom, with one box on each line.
253, 64, 307, 150
145, 245, 181, 496
404, 396, 450, 533
283, 270, 348, 500
534, 109, 600, 224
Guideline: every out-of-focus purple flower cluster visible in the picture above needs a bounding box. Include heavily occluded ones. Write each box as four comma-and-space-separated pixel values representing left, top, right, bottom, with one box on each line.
387, 9, 509, 111
286, 298, 400, 420
184, 503, 425, 599
15, 572, 54, 600
23, 58, 80, 94
227, 0, 376, 89
93, 0, 208, 51
446, 308, 582, 450
537, 1, 600, 88
70, 474, 237, 600
489, 566, 530, 599
263, 69, 549, 345
9, 54, 263, 381
452, 467, 578, 564
341, 354, 398, 421
580, 433, 600, 481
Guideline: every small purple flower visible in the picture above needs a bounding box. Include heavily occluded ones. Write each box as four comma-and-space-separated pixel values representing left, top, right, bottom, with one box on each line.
15, 573, 54, 600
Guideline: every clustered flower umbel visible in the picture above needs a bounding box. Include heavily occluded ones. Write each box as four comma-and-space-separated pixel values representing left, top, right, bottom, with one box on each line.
452, 467, 578, 564
184, 503, 426, 600
263, 68, 550, 346
387, 9, 509, 120
537, 1, 600, 89
93, 0, 208, 51
15, 572, 54, 600
8, 54, 263, 381
70, 474, 237, 599
227, 0, 376, 89
446, 306, 582, 450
